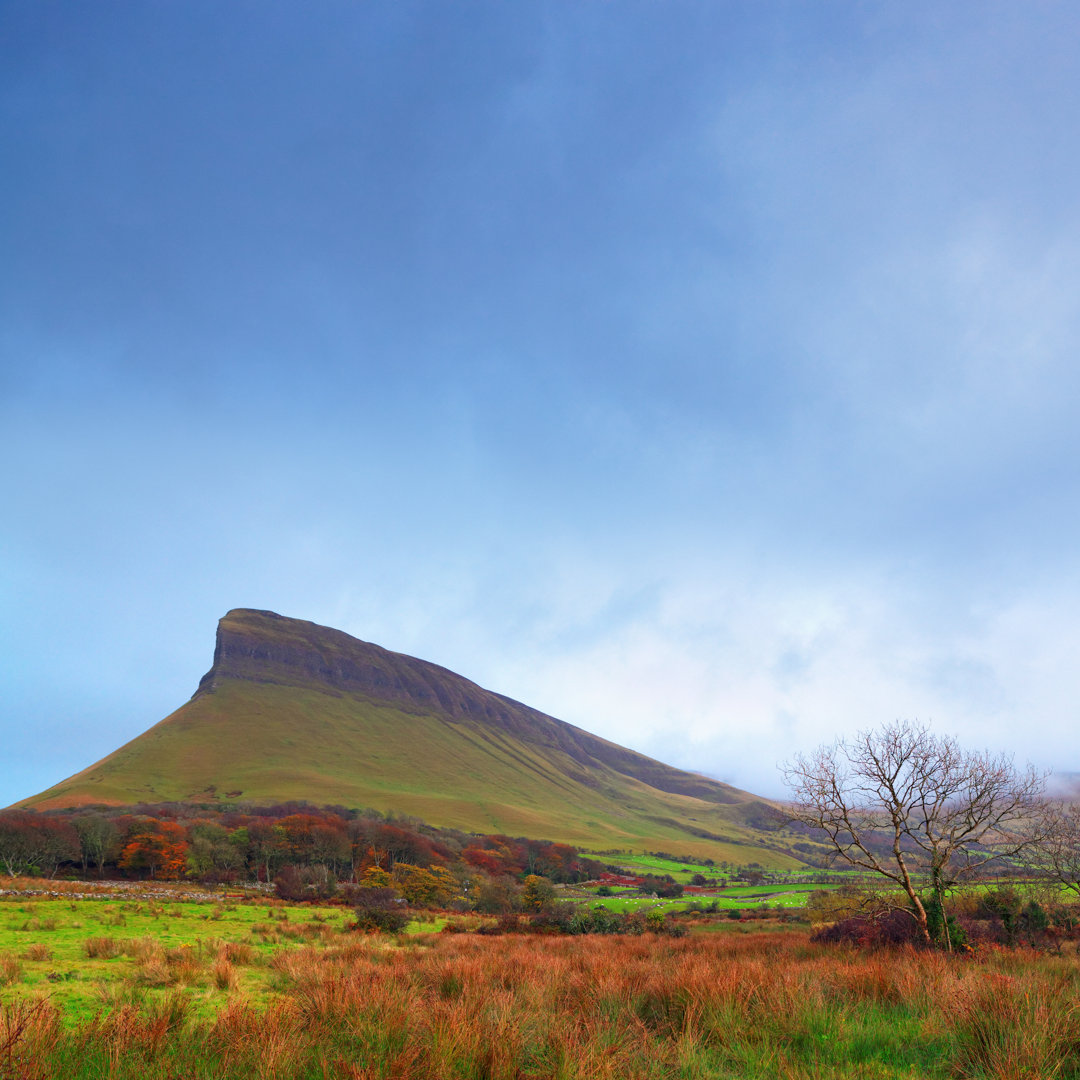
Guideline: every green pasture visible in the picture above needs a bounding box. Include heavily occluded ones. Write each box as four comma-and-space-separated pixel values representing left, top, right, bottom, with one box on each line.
0, 896, 362, 1022
567, 896, 689, 915
601, 854, 725, 882
573, 877, 829, 912
569, 888, 813, 915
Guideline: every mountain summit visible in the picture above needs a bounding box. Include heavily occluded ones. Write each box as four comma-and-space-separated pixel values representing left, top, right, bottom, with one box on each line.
20, 609, 790, 862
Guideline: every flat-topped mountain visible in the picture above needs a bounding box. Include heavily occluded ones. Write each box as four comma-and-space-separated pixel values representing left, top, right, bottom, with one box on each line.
20, 609, 795, 864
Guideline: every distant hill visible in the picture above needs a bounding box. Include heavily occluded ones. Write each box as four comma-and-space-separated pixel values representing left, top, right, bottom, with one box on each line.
19, 609, 800, 865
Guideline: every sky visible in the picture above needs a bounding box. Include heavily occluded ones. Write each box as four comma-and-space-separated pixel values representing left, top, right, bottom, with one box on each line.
3, 2, 1080, 809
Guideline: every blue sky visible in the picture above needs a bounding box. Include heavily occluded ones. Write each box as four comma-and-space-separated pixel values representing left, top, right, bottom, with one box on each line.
4, 2, 1080, 808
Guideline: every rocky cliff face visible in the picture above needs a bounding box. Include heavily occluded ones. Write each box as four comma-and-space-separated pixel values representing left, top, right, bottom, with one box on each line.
196, 608, 740, 806
195, 608, 502, 717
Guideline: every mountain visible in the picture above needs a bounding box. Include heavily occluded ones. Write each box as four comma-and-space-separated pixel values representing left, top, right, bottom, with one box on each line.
19, 609, 798, 865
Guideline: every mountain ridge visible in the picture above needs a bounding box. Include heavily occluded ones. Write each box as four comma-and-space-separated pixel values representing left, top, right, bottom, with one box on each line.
18, 609, 797, 865
194, 609, 743, 806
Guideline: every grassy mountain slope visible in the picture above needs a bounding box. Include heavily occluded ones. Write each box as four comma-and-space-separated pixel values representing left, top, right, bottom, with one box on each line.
20, 609, 798, 865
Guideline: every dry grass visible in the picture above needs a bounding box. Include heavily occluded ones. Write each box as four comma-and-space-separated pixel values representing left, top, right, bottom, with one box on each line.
212, 957, 238, 991
0, 999, 60, 1080
6, 929, 1080, 1078
83, 936, 122, 959
0, 951, 23, 985
219, 941, 256, 965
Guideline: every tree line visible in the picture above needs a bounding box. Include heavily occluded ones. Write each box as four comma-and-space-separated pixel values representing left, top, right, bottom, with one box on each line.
0, 802, 605, 913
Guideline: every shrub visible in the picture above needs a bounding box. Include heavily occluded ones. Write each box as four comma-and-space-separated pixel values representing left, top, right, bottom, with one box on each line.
350, 886, 408, 934
352, 906, 408, 934
925, 895, 968, 950
973, 889, 1058, 948
84, 936, 122, 959
812, 909, 921, 948
521, 875, 556, 912
512, 903, 685, 938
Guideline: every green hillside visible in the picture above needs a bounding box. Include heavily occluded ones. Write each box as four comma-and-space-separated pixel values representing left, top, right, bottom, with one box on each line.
20, 609, 800, 866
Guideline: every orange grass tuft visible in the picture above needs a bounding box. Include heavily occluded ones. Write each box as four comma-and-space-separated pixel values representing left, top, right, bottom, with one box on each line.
83, 936, 122, 959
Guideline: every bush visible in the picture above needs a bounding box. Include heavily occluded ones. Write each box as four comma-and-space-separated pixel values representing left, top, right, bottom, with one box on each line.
974, 888, 1056, 948
925, 896, 968, 950
521, 875, 556, 912
350, 887, 409, 934
352, 906, 408, 934
526, 904, 686, 938
811, 909, 921, 948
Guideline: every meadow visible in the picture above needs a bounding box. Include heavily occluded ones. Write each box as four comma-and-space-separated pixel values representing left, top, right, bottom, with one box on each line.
3, 884, 1080, 1078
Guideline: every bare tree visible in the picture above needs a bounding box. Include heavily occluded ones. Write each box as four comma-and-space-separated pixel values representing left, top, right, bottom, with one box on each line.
1033, 800, 1080, 897
782, 720, 1046, 947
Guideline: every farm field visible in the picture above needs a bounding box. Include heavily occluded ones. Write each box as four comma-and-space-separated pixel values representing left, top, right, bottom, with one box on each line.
3, 884, 1080, 1078
566, 888, 814, 915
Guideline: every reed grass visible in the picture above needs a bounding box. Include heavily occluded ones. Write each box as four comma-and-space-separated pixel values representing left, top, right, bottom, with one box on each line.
3, 929, 1080, 1078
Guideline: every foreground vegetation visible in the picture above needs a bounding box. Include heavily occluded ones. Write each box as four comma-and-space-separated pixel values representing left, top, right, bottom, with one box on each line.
3, 883, 1080, 1079
5, 917, 1080, 1079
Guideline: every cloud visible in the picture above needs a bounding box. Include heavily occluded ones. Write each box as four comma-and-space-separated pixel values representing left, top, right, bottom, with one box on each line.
446, 557, 1080, 799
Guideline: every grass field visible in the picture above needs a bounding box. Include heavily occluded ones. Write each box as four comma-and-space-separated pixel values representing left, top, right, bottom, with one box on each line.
5, 891, 1080, 1079
0, 895, 354, 1022
572, 889, 817, 915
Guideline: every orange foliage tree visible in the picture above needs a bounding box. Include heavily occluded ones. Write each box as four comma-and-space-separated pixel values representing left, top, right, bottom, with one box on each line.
118, 820, 188, 879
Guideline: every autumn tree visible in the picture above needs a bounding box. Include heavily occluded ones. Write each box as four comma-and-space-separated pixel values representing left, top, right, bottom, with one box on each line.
783, 720, 1046, 948
471, 873, 520, 914
118, 820, 188, 880
521, 874, 556, 912
0, 812, 79, 878
390, 862, 458, 907
360, 866, 393, 889
462, 837, 525, 877
533, 843, 584, 883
